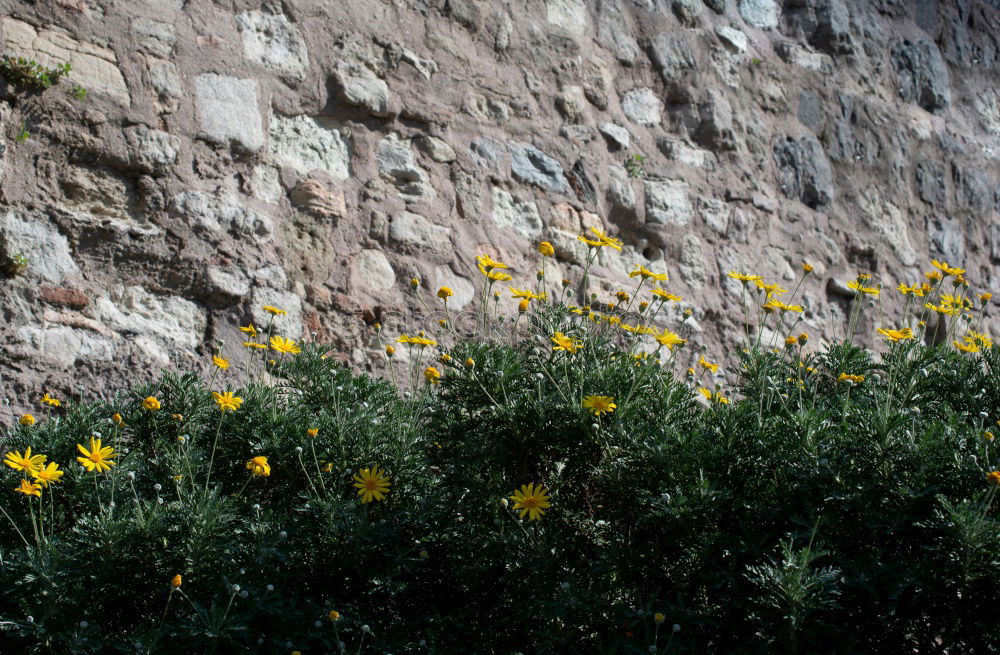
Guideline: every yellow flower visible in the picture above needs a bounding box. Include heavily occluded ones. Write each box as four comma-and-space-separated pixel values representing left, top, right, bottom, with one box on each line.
987, 471, 1000, 486
353, 466, 390, 503
437, 286, 453, 300
270, 336, 302, 354
629, 265, 668, 281
837, 373, 864, 384
517, 298, 530, 313
171, 413, 184, 422
650, 288, 682, 302
764, 298, 804, 313
615, 291, 630, 303
239, 324, 258, 337
726, 271, 763, 283
143, 396, 161, 411
18, 414, 35, 426
510, 287, 546, 301
654, 329, 686, 350
246, 456, 271, 477
32, 462, 64, 487
16, 478, 41, 498
698, 388, 729, 404
754, 280, 788, 297
212, 354, 230, 370
582, 395, 617, 416
396, 334, 438, 347
329, 610, 341, 622
980, 293, 993, 304
698, 356, 719, 374
577, 226, 623, 250
847, 280, 880, 297
877, 327, 914, 343
307, 428, 319, 438
212, 391, 243, 412
40, 393, 61, 407
510, 483, 551, 521
931, 259, 965, 277
424, 366, 442, 384
171, 575, 182, 589
476, 254, 512, 280
538, 241, 555, 257
410, 277, 420, 289
551, 332, 583, 354
965, 330, 993, 349
243, 341, 267, 349
897, 284, 916, 295
954, 340, 979, 353
112, 413, 125, 427
785, 336, 798, 348
385, 345, 396, 357
76, 437, 118, 473
262, 305, 287, 316
925, 270, 943, 282
465, 357, 475, 368
797, 333, 809, 346
4, 447, 46, 475
654, 613, 666, 624
984, 431, 995, 442
801, 262, 813, 273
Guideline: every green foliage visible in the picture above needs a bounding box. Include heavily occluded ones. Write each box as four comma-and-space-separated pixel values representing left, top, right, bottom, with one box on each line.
0, 56, 71, 92
1, 313, 999, 653
624, 153, 645, 179
14, 121, 29, 143
4, 252, 29, 276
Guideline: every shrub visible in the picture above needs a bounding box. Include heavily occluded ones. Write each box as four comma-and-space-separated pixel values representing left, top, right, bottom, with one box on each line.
0, 247, 997, 654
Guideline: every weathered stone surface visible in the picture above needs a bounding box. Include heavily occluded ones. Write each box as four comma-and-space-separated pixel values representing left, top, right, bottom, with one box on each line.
599, 123, 630, 150
147, 57, 182, 114
290, 180, 346, 219
597, 0, 640, 64
891, 39, 951, 112
332, 63, 390, 116
237, 11, 310, 81
94, 286, 206, 352
204, 266, 251, 305
704, 0, 727, 12
648, 34, 695, 85
608, 165, 636, 209
492, 187, 543, 237
860, 188, 916, 266
621, 87, 662, 126
351, 249, 396, 291
694, 90, 736, 151
679, 233, 707, 288
417, 136, 457, 162
556, 85, 588, 123
132, 17, 175, 58
716, 26, 748, 53
507, 142, 569, 192
672, 0, 701, 25
547, 0, 588, 35
169, 191, 274, 242
16, 325, 115, 368
644, 180, 694, 226
927, 216, 964, 265
915, 160, 947, 207
739, 0, 779, 29
2, 18, 130, 106
195, 74, 264, 153
124, 125, 179, 176
377, 134, 436, 200
952, 164, 993, 212
269, 114, 351, 180
388, 211, 450, 252
0, 213, 80, 283
773, 135, 834, 208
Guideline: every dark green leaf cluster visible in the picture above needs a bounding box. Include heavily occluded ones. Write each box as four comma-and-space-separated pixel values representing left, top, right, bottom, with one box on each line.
0, 324, 998, 654
0, 56, 71, 92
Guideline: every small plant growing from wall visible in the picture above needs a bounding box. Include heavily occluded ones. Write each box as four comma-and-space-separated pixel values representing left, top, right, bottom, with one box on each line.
4, 253, 29, 276
0, 56, 71, 92
13, 120, 29, 143
624, 153, 645, 179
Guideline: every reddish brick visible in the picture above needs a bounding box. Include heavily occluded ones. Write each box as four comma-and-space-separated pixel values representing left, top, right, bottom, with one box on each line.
39, 287, 89, 309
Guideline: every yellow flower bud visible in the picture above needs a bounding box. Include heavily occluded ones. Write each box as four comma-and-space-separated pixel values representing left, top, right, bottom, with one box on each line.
518, 298, 530, 313
18, 414, 35, 426
538, 241, 555, 257
386, 345, 395, 357
465, 357, 475, 368
171, 574, 182, 589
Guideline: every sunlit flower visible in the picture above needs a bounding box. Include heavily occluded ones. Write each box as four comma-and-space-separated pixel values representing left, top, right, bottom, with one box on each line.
262, 305, 287, 316
654, 329, 686, 350
964, 330, 993, 349
925, 270, 943, 282
510, 483, 551, 521
897, 284, 916, 295
847, 280, 880, 297
754, 280, 788, 297
171, 575, 182, 589
538, 241, 555, 257
437, 286, 453, 300
246, 456, 271, 477
797, 333, 809, 345
698, 356, 719, 374
16, 478, 41, 498
410, 277, 420, 289
18, 414, 35, 426
385, 345, 396, 357
112, 413, 125, 427
242, 341, 267, 349
837, 373, 864, 384
551, 332, 583, 354
476, 254, 513, 280
931, 259, 965, 277
270, 336, 302, 354
353, 466, 390, 503
801, 262, 813, 273
465, 357, 475, 368
4, 447, 46, 475
239, 324, 258, 337
698, 388, 730, 404
32, 461, 64, 487
876, 327, 914, 343
510, 287, 546, 301
76, 437, 118, 474
980, 293, 993, 304
307, 428, 319, 438
143, 396, 161, 411
424, 366, 442, 384
40, 393, 60, 407
987, 471, 1000, 486
785, 336, 798, 347
213, 391, 243, 412
396, 334, 438, 347
630, 265, 668, 282
651, 288, 682, 302
726, 271, 763, 283
577, 226, 623, 251
954, 340, 979, 353
212, 354, 229, 370
582, 395, 617, 416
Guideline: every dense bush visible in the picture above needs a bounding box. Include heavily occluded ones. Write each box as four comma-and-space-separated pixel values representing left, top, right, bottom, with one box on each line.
1, 245, 998, 654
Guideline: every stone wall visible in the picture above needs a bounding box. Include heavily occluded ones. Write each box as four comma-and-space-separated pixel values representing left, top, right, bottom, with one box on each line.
0, 0, 998, 415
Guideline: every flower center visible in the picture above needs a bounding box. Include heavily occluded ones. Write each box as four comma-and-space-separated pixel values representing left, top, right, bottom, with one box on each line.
364, 479, 379, 491
523, 496, 539, 509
